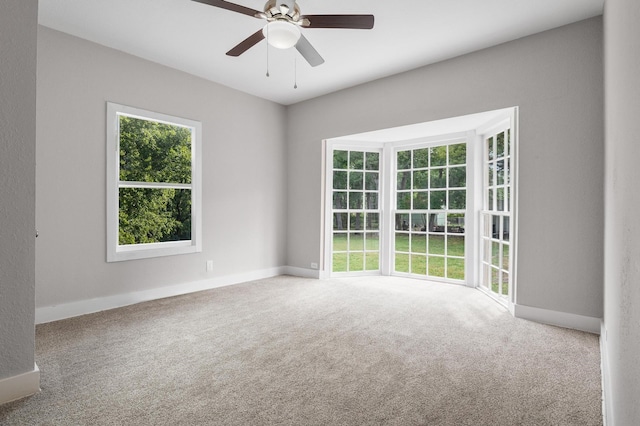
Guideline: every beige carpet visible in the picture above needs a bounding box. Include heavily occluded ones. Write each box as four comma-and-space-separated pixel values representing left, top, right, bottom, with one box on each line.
1, 275, 602, 425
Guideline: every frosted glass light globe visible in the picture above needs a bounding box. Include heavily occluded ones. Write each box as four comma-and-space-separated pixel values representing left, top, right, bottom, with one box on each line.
263, 21, 301, 49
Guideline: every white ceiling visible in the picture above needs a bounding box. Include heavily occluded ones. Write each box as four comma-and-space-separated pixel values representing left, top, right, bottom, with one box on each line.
38, 0, 604, 106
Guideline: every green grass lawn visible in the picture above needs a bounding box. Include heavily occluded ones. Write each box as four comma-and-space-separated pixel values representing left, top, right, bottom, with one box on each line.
332, 233, 509, 288
488, 265, 510, 296
488, 242, 510, 296
333, 233, 466, 279
332, 233, 379, 272
392, 233, 464, 279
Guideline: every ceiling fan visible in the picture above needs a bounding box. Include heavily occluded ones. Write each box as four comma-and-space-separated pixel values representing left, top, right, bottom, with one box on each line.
192, 0, 375, 67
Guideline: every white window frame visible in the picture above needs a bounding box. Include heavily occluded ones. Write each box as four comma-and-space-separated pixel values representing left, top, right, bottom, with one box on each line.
476, 111, 518, 311
324, 132, 478, 282
324, 142, 384, 276
389, 135, 471, 283
106, 102, 202, 262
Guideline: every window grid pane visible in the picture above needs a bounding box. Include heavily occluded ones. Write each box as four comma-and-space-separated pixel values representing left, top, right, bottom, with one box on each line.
118, 188, 192, 245
119, 116, 192, 184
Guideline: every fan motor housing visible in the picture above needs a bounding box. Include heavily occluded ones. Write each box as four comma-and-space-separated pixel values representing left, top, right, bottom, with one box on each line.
264, 0, 301, 20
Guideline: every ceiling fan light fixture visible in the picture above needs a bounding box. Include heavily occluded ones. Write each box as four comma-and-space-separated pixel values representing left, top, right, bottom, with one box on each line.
263, 21, 301, 49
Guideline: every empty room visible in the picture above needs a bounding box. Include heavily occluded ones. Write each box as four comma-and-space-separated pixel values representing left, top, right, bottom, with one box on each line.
1, 0, 639, 425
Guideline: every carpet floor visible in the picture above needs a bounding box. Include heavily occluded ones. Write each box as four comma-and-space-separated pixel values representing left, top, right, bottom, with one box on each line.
0, 275, 602, 425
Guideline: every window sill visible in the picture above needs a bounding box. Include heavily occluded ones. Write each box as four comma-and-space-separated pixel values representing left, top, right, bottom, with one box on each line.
107, 240, 200, 262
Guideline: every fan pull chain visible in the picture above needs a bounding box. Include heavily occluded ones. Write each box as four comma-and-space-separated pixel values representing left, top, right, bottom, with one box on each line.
266, 27, 270, 77
294, 55, 298, 89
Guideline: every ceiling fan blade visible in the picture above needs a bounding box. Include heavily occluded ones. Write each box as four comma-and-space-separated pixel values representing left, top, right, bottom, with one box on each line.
191, 0, 263, 18
226, 29, 265, 56
295, 35, 324, 67
301, 14, 375, 29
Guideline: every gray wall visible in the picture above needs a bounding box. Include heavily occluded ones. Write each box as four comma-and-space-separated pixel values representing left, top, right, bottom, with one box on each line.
603, 0, 640, 424
286, 17, 604, 318
0, 0, 38, 379
36, 27, 288, 308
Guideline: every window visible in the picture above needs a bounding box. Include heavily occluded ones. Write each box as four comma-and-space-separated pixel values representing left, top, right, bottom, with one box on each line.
480, 125, 513, 301
331, 149, 381, 273
324, 108, 517, 305
394, 142, 467, 280
106, 102, 202, 262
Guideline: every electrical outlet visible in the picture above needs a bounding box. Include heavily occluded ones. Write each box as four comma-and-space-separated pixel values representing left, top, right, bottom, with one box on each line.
206, 260, 213, 272
310, 262, 319, 269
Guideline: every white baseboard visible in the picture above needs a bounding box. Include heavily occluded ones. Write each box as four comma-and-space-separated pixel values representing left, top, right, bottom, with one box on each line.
600, 321, 613, 426
282, 266, 321, 279
35, 267, 289, 324
0, 364, 40, 405
513, 304, 601, 334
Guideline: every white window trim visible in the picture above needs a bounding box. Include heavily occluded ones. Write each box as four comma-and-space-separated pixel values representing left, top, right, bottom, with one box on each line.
325, 133, 475, 280
476, 110, 519, 312
106, 102, 202, 262
389, 135, 472, 284
323, 141, 385, 277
